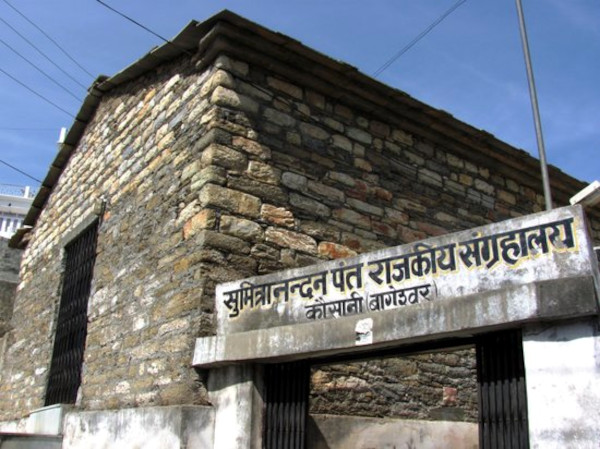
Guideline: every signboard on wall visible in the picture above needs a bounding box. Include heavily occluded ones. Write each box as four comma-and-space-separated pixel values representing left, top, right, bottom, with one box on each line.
216, 205, 597, 336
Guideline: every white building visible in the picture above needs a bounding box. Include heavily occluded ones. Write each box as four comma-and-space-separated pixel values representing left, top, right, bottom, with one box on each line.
0, 185, 35, 239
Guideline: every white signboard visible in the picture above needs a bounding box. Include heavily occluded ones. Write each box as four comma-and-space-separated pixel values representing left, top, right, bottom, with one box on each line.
216, 206, 597, 336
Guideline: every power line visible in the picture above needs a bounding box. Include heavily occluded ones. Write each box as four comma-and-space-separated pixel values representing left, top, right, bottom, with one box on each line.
0, 35, 82, 101
0, 66, 75, 118
0, 127, 56, 130
373, 0, 468, 78
96, 0, 171, 43
95, 0, 194, 56
0, 0, 94, 78
0, 158, 42, 183
0, 15, 88, 89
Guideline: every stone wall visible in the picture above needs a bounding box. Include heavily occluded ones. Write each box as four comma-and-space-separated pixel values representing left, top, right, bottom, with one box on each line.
310, 349, 478, 422
0, 237, 21, 337
0, 52, 219, 419
1, 21, 598, 426
0, 237, 22, 389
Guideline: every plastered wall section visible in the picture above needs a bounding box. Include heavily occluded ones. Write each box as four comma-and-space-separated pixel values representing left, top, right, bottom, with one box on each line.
0, 42, 598, 424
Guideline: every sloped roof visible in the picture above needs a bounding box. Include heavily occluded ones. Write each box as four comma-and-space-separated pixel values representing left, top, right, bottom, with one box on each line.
10, 10, 595, 247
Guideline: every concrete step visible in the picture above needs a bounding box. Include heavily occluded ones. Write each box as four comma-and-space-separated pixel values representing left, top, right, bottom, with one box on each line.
0, 433, 62, 449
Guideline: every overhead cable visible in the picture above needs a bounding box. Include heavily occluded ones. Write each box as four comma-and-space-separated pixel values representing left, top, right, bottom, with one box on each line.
0, 36, 82, 100
0, 15, 88, 89
1, 0, 94, 78
96, 0, 171, 44
0, 66, 75, 118
0, 158, 42, 183
373, 0, 468, 78
95, 0, 194, 56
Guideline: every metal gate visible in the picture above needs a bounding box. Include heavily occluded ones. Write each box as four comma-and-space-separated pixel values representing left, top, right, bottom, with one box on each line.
45, 220, 99, 405
263, 361, 310, 449
477, 329, 529, 449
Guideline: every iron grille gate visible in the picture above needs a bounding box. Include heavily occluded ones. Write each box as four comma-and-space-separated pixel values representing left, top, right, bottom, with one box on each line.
45, 220, 99, 405
263, 361, 310, 449
477, 329, 529, 449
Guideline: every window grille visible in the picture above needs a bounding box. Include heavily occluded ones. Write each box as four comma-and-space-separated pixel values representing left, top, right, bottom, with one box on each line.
264, 361, 310, 449
45, 220, 99, 405
477, 329, 529, 449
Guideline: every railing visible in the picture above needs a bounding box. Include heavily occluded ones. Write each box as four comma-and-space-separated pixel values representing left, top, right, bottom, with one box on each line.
0, 184, 37, 198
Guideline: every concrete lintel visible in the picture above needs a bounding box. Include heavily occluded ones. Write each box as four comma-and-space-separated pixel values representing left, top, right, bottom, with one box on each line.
194, 276, 597, 367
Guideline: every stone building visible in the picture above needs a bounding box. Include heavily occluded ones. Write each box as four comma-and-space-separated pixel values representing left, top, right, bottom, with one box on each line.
0, 10, 599, 449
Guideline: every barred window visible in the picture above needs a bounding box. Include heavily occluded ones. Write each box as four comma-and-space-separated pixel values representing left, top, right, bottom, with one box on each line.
45, 220, 98, 405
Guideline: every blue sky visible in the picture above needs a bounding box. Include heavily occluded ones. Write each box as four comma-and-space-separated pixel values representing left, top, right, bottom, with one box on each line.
0, 0, 598, 191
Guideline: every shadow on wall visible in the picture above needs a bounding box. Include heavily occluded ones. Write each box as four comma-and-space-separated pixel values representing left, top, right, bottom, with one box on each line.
306, 414, 478, 449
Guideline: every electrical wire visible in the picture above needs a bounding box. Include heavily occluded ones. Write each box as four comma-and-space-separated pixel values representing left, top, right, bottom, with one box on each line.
95, 0, 194, 56
0, 127, 55, 130
0, 66, 75, 118
96, 0, 170, 44
373, 0, 468, 78
0, 158, 42, 183
1, 0, 94, 78
0, 36, 82, 101
0, 15, 88, 89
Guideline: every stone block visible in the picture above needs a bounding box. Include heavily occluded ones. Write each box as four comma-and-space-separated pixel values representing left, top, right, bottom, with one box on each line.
290, 193, 331, 218
220, 215, 264, 242
340, 232, 385, 253
191, 166, 227, 191
327, 171, 356, 187
300, 123, 329, 141
498, 189, 517, 205
282, 172, 308, 191
459, 173, 473, 186
332, 208, 371, 230
210, 86, 259, 114
332, 134, 353, 152
318, 242, 357, 259
347, 198, 383, 217
261, 204, 295, 228
371, 221, 398, 239
195, 230, 251, 255
199, 70, 235, 97
265, 227, 317, 254
347, 127, 372, 145
419, 168, 443, 187
474, 178, 494, 195
247, 160, 281, 185
214, 54, 249, 76
183, 209, 217, 239
323, 117, 344, 133
299, 220, 341, 242
263, 107, 296, 127
308, 181, 345, 205
306, 90, 325, 109
354, 158, 373, 172
199, 184, 261, 218
201, 143, 247, 172
231, 136, 272, 160
267, 76, 303, 99
228, 177, 288, 205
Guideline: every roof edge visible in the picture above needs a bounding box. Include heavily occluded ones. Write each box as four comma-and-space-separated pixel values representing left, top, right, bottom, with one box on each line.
12, 10, 597, 248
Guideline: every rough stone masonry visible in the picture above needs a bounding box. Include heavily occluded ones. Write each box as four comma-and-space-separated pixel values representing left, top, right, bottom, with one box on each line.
0, 12, 598, 441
